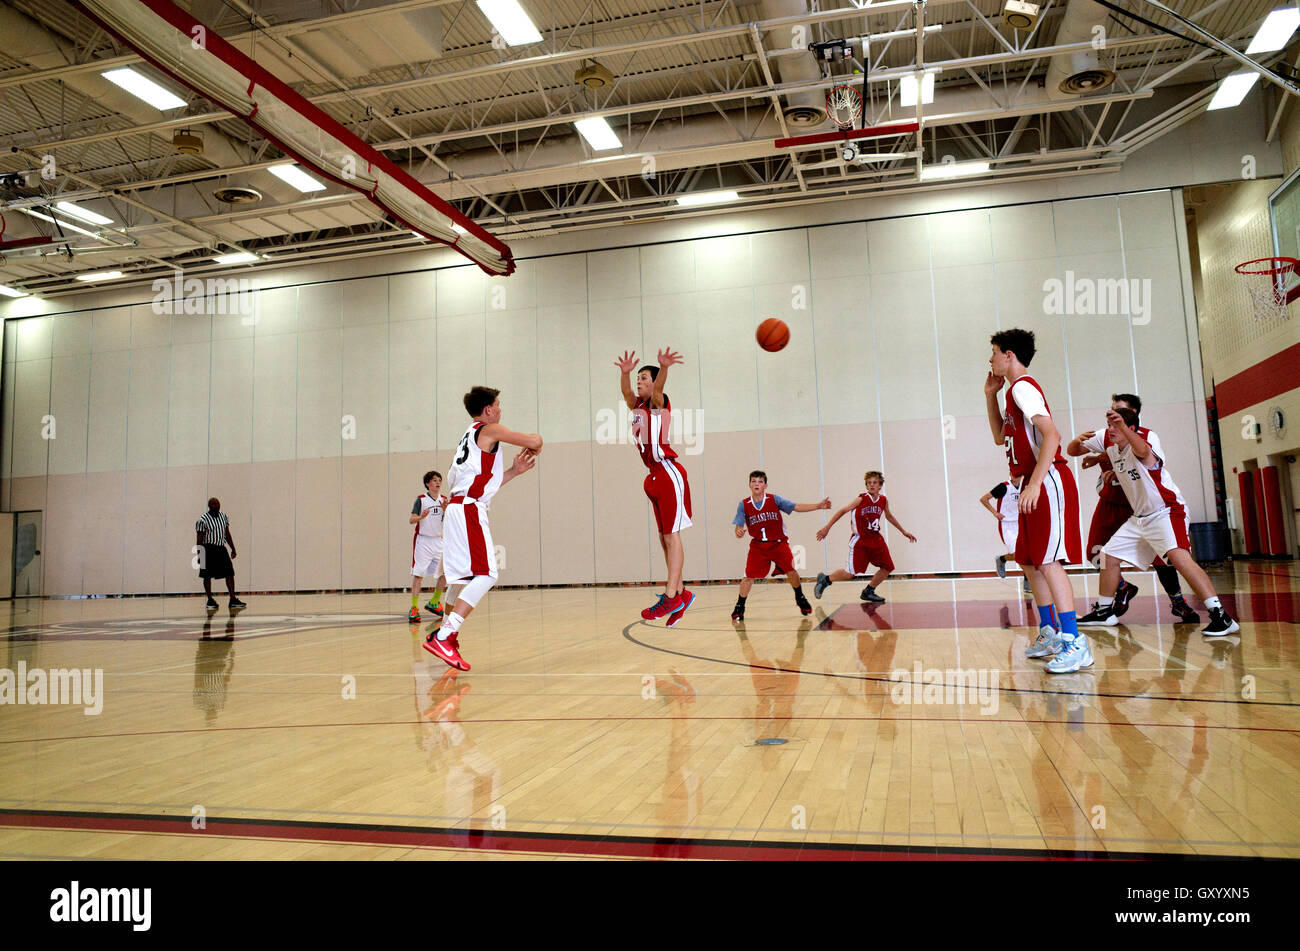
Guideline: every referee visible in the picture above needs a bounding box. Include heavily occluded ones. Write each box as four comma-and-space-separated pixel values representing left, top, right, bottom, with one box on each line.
196, 498, 246, 610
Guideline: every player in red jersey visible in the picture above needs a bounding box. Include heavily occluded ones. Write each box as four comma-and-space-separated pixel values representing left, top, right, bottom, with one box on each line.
616, 348, 696, 628
985, 328, 1086, 674
730, 470, 830, 622
1066, 393, 1198, 624
422, 386, 542, 672
813, 470, 916, 602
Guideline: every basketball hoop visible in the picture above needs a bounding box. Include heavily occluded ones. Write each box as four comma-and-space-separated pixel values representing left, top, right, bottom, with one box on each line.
825, 84, 863, 131
1235, 256, 1298, 323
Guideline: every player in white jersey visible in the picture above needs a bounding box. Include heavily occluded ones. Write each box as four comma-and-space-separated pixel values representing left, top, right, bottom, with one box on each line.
979, 480, 1031, 593
423, 386, 543, 671
408, 470, 448, 622
1083, 406, 1238, 636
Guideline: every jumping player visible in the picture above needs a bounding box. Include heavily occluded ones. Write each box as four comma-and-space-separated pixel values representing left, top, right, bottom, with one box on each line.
985, 328, 1086, 674
980, 479, 1032, 594
422, 386, 542, 671
813, 470, 916, 603
408, 470, 449, 622
1077, 406, 1238, 636
616, 348, 695, 627
730, 470, 830, 621
1067, 393, 1198, 624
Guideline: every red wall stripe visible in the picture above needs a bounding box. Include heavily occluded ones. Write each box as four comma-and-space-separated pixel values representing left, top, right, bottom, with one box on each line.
1215, 341, 1300, 416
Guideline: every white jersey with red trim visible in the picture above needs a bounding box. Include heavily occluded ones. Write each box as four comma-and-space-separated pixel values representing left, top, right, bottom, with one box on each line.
995, 481, 1020, 524
1102, 429, 1186, 519
447, 421, 505, 508
412, 493, 446, 539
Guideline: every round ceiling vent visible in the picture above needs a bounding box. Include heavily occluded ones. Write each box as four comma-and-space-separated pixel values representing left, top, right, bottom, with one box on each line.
1059, 68, 1115, 95
785, 105, 825, 128
575, 61, 616, 89
212, 185, 263, 204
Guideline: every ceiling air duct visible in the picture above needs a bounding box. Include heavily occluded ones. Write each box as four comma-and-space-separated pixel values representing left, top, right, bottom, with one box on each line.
1045, 0, 1117, 100
67, 0, 515, 275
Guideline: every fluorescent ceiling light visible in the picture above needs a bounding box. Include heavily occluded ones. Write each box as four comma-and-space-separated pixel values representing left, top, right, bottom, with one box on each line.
451, 223, 469, 234
74, 271, 124, 282
574, 116, 622, 151
1207, 71, 1261, 110
0, 284, 29, 298
268, 164, 326, 192
901, 71, 936, 106
920, 161, 991, 181
213, 252, 259, 265
676, 190, 740, 207
1246, 7, 1300, 53
102, 67, 186, 110
24, 209, 102, 239
475, 0, 542, 45
54, 201, 113, 225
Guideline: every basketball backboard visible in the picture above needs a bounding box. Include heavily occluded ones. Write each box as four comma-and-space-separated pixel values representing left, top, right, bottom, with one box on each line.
1268, 168, 1300, 303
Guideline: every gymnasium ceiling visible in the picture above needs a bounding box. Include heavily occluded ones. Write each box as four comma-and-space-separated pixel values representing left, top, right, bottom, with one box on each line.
0, 0, 1295, 298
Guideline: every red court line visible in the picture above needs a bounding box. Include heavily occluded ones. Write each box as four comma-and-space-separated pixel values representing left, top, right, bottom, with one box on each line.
0, 809, 1138, 861
2, 714, 1296, 746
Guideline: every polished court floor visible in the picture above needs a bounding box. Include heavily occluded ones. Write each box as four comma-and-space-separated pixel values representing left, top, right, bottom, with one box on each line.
1, 565, 1297, 860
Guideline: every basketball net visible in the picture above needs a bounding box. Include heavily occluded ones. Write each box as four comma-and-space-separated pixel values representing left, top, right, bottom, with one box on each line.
825, 84, 863, 131
1235, 257, 1297, 323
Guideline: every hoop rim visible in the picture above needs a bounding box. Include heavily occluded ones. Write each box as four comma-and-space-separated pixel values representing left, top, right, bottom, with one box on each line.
1234, 255, 1300, 276
825, 83, 863, 131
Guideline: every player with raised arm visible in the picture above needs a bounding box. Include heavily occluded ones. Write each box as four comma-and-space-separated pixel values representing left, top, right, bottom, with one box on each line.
1076, 405, 1238, 636
422, 386, 542, 671
730, 470, 830, 622
813, 470, 915, 603
408, 470, 448, 622
985, 328, 1085, 674
616, 348, 696, 628
1066, 393, 1198, 624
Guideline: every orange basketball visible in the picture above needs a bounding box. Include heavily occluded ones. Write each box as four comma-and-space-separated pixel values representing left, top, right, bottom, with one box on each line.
756, 318, 789, 352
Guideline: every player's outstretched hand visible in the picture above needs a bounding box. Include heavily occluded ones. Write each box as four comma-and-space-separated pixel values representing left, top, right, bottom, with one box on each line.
1080, 452, 1103, 470
1079, 429, 1097, 441
984, 371, 1004, 396
512, 450, 537, 474
734, 524, 745, 539
904, 532, 917, 543
819, 497, 831, 510
615, 350, 638, 373
815, 526, 829, 541
657, 348, 684, 368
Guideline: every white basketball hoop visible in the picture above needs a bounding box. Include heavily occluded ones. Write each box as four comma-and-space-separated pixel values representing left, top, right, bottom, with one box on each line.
825, 84, 863, 131
1235, 256, 1297, 323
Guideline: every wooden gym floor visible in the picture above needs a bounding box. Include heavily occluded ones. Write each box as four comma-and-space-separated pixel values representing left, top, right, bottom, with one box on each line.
1, 564, 1297, 861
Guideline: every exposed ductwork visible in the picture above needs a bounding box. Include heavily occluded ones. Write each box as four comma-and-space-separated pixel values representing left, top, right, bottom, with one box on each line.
757, 0, 831, 129
1044, 0, 1117, 100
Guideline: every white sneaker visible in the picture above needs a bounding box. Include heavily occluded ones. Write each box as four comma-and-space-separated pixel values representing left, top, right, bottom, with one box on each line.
1046, 636, 1095, 674
1025, 625, 1063, 658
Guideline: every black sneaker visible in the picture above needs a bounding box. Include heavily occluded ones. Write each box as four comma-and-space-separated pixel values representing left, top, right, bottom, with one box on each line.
229, 597, 247, 610
1170, 599, 1200, 623
814, 572, 830, 599
731, 603, 745, 623
860, 586, 885, 604
205, 597, 219, 610
995, 555, 1007, 579
1112, 580, 1139, 617
795, 594, 812, 616
1077, 601, 1118, 627
1202, 607, 1239, 637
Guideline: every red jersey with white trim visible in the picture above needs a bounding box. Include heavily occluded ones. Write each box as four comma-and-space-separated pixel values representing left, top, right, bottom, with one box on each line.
632, 394, 678, 469
1099, 428, 1186, 519
742, 494, 788, 544
1003, 375, 1066, 480
1081, 429, 1133, 505
447, 421, 504, 507
849, 493, 886, 547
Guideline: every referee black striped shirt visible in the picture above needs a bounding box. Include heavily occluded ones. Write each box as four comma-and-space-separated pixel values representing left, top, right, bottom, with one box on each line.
196, 511, 229, 546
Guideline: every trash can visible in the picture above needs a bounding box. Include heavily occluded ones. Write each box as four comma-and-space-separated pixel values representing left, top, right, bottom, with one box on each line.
1189, 522, 1231, 563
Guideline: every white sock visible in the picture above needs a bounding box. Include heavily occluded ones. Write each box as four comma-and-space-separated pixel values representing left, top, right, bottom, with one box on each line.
1204, 596, 1221, 610
438, 612, 463, 641
1098, 596, 1114, 608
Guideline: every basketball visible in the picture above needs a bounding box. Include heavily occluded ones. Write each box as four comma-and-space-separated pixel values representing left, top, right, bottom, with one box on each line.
756, 318, 789, 352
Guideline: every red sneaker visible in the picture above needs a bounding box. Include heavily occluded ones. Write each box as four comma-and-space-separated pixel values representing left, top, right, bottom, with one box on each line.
665, 589, 695, 628
423, 629, 471, 671
641, 593, 675, 620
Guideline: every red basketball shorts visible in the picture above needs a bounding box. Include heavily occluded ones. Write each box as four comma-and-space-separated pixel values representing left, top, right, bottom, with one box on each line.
1086, 498, 1131, 568
1015, 461, 1082, 567
644, 459, 692, 535
746, 540, 795, 579
848, 537, 894, 575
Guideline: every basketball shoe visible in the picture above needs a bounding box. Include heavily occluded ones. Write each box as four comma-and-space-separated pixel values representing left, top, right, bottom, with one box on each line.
1025, 625, 1063, 658
641, 593, 673, 620
795, 592, 812, 616
1170, 597, 1200, 623
408, 606, 420, 622
666, 590, 695, 628
424, 598, 444, 617
1111, 580, 1139, 617
995, 555, 1008, 579
814, 572, 831, 599
423, 627, 470, 671
1046, 635, 1094, 674
1202, 607, 1239, 637
1077, 601, 1118, 626
860, 585, 885, 603
731, 600, 745, 622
